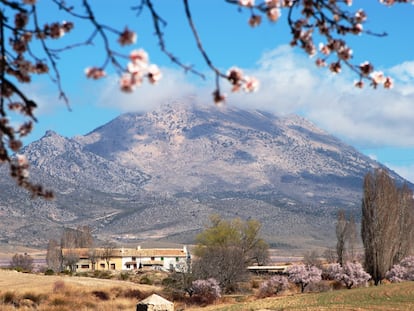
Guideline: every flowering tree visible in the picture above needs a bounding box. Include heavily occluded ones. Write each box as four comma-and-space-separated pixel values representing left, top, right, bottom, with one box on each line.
325, 262, 371, 289
0, 0, 410, 197
191, 278, 221, 305
257, 275, 289, 298
287, 264, 322, 293
386, 256, 414, 283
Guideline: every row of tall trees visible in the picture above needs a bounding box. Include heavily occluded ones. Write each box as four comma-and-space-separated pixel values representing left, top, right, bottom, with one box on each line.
46, 225, 95, 272
361, 169, 414, 285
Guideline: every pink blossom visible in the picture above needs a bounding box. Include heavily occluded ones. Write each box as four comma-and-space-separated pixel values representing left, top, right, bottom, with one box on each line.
383, 77, 394, 89
258, 275, 288, 298
243, 76, 259, 92
319, 43, 331, 55
227, 67, 244, 90
354, 80, 364, 88
265, 0, 280, 7
49, 22, 65, 39
287, 264, 322, 293
249, 15, 262, 27
329, 61, 341, 74
84, 67, 106, 79
239, 0, 255, 7
315, 58, 326, 67
352, 23, 363, 35
118, 27, 137, 46
267, 7, 281, 22
212, 90, 227, 104
119, 73, 135, 92
355, 9, 367, 22
359, 61, 373, 76
370, 71, 386, 85
129, 49, 149, 68
147, 64, 162, 84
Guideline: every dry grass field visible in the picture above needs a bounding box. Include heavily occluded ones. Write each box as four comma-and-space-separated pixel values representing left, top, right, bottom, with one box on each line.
2, 269, 414, 311
0, 269, 161, 310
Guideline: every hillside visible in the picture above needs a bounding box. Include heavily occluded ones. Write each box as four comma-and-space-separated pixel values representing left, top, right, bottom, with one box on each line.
0, 101, 404, 250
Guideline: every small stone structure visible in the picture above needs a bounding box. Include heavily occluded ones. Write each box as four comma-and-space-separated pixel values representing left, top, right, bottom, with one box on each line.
136, 294, 174, 311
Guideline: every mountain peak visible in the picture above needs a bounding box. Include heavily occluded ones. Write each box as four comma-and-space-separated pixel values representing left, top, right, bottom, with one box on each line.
1, 103, 406, 249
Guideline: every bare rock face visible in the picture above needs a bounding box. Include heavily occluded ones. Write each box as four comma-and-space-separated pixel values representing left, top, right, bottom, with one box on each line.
0, 101, 404, 249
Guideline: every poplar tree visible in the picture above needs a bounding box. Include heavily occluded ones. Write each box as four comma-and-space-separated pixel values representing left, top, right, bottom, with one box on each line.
361, 169, 400, 285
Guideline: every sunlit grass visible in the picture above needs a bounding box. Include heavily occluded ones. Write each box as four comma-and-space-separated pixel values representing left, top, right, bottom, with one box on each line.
185, 282, 414, 311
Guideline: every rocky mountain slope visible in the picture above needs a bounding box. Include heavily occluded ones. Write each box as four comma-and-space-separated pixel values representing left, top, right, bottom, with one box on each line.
0, 101, 403, 250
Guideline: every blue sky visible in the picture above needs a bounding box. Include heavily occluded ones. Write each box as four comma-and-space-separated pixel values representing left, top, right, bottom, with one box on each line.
21, 1, 414, 182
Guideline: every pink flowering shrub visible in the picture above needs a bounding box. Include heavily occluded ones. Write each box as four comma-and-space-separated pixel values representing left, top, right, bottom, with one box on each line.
287, 264, 322, 293
257, 275, 289, 298
325, 262, 370, 289
386, 256, 414, 283
191, 278, 221, 305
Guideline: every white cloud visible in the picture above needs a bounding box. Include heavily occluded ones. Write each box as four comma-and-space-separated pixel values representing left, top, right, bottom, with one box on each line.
227, 45, 414, 148
93, 45, 414, 150
97, 68, 203, 112
386, 163, 414, 184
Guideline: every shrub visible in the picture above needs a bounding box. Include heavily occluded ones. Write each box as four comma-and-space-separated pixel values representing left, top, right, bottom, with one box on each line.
50, 297, 68, 306
191, 278, 221, 305
257, 275, 289, 298
44, 269, 55, 275
139, 276, 153, 285
118, 272, 130, 281
287, 264, 322, 293
386, 256, 414, 282
93, 270, 112, 279
22, 292, 43, 305
2, 291, 17, 305
121, 289, 145, 299
324, 262, 370, 289
386, 264, 407, 283
92, 290, 110, 301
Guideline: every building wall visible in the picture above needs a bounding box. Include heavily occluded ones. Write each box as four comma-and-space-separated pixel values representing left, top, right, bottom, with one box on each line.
66, 247, 190, 272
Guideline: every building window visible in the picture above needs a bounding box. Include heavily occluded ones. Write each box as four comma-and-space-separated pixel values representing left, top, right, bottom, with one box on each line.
161, 257, 164, 261
81, 264, 89, 269
100, 263, 105, 268
126, 264, 130, 269
151, 257, 155, 261
111, 263, 116, 270
176, 257, 179, 261
132, 257, 136, 261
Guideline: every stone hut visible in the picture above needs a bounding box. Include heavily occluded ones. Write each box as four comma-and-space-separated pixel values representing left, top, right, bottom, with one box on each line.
136, 294, 174, 311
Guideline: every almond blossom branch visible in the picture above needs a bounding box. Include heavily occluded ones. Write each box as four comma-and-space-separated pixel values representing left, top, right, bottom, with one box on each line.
81, 0, 124, 73
182, 0, 231, 102
141, 0, 205, 79
32, 5, 69, 105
